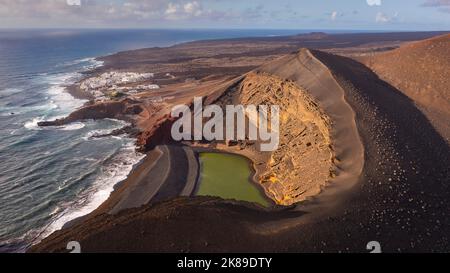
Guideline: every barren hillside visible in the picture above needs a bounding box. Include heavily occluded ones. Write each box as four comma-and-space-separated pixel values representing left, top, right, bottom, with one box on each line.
361, 34, 450, 142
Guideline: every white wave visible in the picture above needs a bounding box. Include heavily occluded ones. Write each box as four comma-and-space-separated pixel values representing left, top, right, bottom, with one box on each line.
0, 103, 56, 117
41, 58, 104, 117
0, 88, 24, 98
82, 128, 114, 140
104, 118, 129, 126
24, 117, 45, 130
83, 59, 104, 70
24, 117, 86, 131
31, 57, 104, 120
59, 122, 85, 131
39, 140, 145, 241
57, 57, 104, 70
21, 71, 86, 119
47, 85, 86, 115
43, 72, 81, 86
82, 119, 130, 140
49, 207, 61, 216
85, 157, 98, 162
59, 57, 94, 67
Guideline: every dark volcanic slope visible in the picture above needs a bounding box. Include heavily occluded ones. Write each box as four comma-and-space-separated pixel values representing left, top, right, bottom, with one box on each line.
306, 50, 450, 251
30, 49, 450, 253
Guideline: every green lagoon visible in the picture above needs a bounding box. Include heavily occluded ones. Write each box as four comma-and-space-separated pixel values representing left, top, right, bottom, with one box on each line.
196, 153, 271, 207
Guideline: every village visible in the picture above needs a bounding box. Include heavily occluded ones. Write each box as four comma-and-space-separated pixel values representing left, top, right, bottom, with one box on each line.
79, 71, 161, 101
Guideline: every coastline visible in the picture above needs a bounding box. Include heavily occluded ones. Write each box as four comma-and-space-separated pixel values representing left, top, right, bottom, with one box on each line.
29, 31, 450, 252
26, 58, 148, 248
66, 84, 94, 101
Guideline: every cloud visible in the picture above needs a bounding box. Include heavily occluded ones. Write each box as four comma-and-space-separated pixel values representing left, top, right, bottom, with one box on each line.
66, 0, 81, 6
245, 4, 265, 20
0, 0, 227, 26
375, 12, 389, 22
331, 11, 338, 20
367, 0, 382, 6
165, 1, 207, 20
0, 0, 443, 28
422, 0, 450, 6
422, 0, 450, 12
184, 1, 203, 16
165, 3, 178, 16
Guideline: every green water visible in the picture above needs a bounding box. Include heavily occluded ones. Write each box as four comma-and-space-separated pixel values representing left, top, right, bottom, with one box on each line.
197, 153, 271, 207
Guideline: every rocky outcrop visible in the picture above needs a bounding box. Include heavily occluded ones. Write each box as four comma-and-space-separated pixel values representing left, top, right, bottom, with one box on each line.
91, 126, 141, 139
241, 73, 333, 205
38, 99, 143, 127
211, 72, 334, 205
136, 115, 177, 152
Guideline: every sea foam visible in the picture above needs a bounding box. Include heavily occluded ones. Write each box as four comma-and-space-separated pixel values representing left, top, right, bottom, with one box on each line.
38, 140, 145, 242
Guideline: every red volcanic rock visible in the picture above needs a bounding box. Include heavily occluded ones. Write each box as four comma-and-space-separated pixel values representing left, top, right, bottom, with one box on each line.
38, 100, 143, 127
136, 115, 177, 152
66, 101, 126, 120
124, 104, 144, 115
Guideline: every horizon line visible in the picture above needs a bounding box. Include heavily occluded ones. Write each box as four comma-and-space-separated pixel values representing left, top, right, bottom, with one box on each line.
0, 27, 449, 32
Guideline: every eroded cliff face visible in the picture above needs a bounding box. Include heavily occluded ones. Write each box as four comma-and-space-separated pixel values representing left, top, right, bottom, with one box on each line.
214, 72, 334, 205
136, 114, 177, 152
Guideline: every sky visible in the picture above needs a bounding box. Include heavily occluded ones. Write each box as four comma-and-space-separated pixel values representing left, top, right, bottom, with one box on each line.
0, 0, 449, 30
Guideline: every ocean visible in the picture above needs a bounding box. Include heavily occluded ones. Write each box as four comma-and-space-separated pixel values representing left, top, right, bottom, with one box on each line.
0, 28, 330, 252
